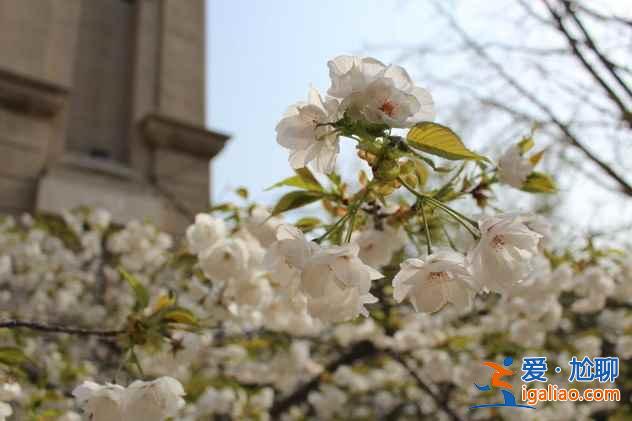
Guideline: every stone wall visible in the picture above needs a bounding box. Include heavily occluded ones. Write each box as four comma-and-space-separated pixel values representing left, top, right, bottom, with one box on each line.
0, 0, 228, 232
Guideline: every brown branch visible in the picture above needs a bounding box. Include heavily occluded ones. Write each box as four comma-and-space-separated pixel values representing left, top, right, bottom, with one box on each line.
562, 0, 632, 100
269, 340, 378, 417
0, 320, 123, 337
431, 0, 632, 197
516, 0, 559, 28
384, 401, 412, 420
543, 0, 632, 125
387, 350, 465, 421
270, 339, 466, 421
574, 2, 632, 28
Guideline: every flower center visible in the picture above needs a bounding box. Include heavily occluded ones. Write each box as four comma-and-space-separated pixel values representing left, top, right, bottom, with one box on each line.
428, 271, 448, 284
491, 235, 505, 249
379, 100, 396, 117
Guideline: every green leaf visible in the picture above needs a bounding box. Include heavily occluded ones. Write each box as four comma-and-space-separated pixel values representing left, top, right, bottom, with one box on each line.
0, 347, 27, 366
433, 185, 463, 202
416, 154, 438, 170
327, 172, 342, 188
120, 268, 150, 311
271, 191, 323, 216
518, 136, 534, 153
163, 308, 198, 326
295, 168, 322, 189
266, 168, 323, 192
35, 409, 65, 420
406, 122, 487, 161
295, 217, 321, 232
235, 187, 249, 199
209, 204, 234, 213
529, 150, 544, 166
413, 160, 429, 187
447, 336, 472, 351
521, 172, 557, 193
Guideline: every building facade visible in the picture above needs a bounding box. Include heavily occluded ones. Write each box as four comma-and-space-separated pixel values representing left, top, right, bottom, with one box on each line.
0, 0, 228, 232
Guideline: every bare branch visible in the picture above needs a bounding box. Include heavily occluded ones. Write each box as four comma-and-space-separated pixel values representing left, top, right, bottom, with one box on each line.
431, 0, 632, 197
387, 350, 465, 421
574, 2, 632, 28
0, 319, 123, 337
562, 0, 632, 100
270, 341, 466, 421
269, 340, 378, 417
542, 0, 632, 125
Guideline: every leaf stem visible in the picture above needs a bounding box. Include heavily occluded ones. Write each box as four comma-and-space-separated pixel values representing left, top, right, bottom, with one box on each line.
344, 184, 373, 243
441, 223, 460, 252
418, 199, 433, 255
398, 177, 480, 240
315, 214, 349, 244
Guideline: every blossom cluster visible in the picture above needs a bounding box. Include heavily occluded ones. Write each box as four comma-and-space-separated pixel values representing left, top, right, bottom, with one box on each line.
0, 55, 629, 420
73, 377, 185, 421
277, 55, 434, 173
0, 207, 629, 419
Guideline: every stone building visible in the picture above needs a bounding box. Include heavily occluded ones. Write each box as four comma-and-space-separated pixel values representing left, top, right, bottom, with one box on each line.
0, 0, 228, 232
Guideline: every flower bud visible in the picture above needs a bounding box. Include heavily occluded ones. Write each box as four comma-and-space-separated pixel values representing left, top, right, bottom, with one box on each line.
374, 159, 400, 182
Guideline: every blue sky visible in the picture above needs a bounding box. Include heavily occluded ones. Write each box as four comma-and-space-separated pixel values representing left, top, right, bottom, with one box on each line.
205, 0, 435, 203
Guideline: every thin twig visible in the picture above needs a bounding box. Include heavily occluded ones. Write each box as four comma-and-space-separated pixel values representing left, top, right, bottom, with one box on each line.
574, 2, 632, 28
269, 340, 378, 417
0, 320, 123, 337
542, 0, 631, 124
386, 350, 465, 421
431, 0, 632, 197
561, 0, 632, 100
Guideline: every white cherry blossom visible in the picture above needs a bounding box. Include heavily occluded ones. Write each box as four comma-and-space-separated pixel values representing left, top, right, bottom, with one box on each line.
276, 87, 340, 173
497, 145, 534, 188
0, 402, 11, 421
264, 224, 318, 289
0, 382, 21, 402
301, 243, 382, 322
352, 226, 405, 268
344, 77, 432, 128
571, 266, 615, 313
199, 238, 252, 281
186, 214, 227, 255
0, 255, 11, 279
308, 385, 347, 419
326, 55, 434, 127
124, 377, 186, 420
263, 291, 321, 335
58, 412, 82, 421
393, 249, 476, 313
223, 273, 273, 309
327, 55, 386, 98
73, 377, 185, 421
196, 387, 235, 416
244, 205, 283, 247
469, 214, 542, 292
72, 381, 126, 421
